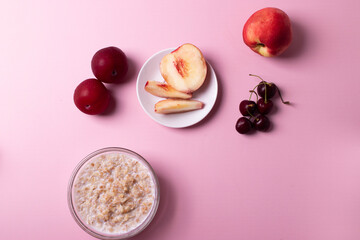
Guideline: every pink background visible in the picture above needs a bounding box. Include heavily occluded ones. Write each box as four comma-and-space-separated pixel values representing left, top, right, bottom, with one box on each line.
1, 0, 360, 239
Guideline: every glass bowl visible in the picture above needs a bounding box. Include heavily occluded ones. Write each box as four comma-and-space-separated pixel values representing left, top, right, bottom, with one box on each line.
67, 147, 160, 239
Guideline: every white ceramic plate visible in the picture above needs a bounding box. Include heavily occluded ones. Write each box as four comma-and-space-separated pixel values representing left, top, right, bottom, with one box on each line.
136, 48, 218, 128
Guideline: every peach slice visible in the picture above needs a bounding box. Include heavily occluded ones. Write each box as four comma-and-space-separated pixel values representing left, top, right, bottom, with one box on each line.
145, 80, 192, 99
154, 99, 204, 114
160, 43, 207, 93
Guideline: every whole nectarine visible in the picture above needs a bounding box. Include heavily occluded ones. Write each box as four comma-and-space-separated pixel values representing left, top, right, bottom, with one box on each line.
243, 7, 292, 57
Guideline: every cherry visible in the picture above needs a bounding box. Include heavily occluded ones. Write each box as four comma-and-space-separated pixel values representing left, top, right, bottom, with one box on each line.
239, 100, 257, 116
73, 78, 110, 115
250, 74, 290, 104
254, 115, 271, 131
257, 81, 277, 99
257, 98, 273, 114
91, 46, 128, 83
249, 74, 277, 99
236, 117, 252, 134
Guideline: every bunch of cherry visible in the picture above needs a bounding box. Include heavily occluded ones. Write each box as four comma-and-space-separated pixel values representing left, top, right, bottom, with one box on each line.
236, 74, 289, 134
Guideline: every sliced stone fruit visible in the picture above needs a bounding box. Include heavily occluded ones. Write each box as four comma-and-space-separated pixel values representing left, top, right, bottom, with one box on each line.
144, 80, 192, 99
154, 99, 204, 114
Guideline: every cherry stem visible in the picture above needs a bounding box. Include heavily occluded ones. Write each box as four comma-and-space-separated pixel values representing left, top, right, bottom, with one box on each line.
249, 74, 269, 103
263, 81, 268, 104
249, 85, 257, 100
247, 109, 255, 118
249, 74, 265, 82
249, 73, 290, 105
249, 83, 263, 101
277, 88, 290, 104
249, 90, 258, 102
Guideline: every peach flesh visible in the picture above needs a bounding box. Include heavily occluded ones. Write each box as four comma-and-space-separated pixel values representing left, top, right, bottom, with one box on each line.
174, 58, 188, 78
160, 43, 207, 93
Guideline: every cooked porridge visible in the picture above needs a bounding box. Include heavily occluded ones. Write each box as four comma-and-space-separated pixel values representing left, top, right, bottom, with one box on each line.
73, 152, 155, 234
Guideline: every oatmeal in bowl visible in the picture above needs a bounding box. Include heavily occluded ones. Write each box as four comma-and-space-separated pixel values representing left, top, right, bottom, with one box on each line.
68, 147, 160, 239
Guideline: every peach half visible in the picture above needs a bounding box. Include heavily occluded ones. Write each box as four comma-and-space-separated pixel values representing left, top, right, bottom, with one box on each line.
160, 43, 207, 93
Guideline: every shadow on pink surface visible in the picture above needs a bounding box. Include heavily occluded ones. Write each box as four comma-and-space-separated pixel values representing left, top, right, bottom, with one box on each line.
100, 55, 138, 116
131, 173, 176, 239
279, 20, 307, 59
121, 54, 139, 84
186, 60, 223, 129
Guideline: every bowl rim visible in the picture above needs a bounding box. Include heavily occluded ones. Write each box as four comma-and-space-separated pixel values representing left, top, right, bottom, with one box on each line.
67, 147, 160, 239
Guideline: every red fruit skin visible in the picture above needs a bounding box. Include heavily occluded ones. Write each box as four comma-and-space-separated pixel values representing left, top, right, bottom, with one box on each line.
254, 115, 271, 131
243, 7, 292, 57
257, 98, 274, 114
73, 78, 110, 115
91, 46, 128, 83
